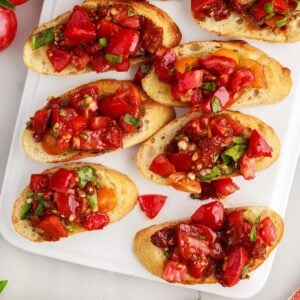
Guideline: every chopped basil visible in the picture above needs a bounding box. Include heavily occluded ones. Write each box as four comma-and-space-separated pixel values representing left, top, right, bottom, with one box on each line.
163, 249, 173, 259
264, 2, 273, 13
200, 166, 222, 181
75, 166, 97, 188
80, 133, 89, 141
66, 226, 75, 233
296, 1, 300, 11
141, 105, 146, 115
124, 113, 140, 127
0, 280, 8, 294
233, 136, 246, 144
36, 193, 50, 208
250, 225, 257, 242
127, 7, 135, 16
221, 163, 235, 175
202, 82, 216, 91
255, 215, 261, 224
87, 193, 98, 211
175, 134, 185, 141
26, 120, 32, 128
59, 109, 66, 117
34, 203, 44, 216
241, 264, 250, 279
276, 17, 288, 28
212, 97, 222, 113
140, 64, 151, 74
191, 193, 201, 199
221, 152, 231, 165
20, 203, 32, 220
245, 0, 256, 8
105, 54, 122, 64
31, 27, 54, 50
26, 192, 34, 199
264, 12, 275, 20
222, 144, 247, 162
0, 0, 14, 10
99, 37, 108, 47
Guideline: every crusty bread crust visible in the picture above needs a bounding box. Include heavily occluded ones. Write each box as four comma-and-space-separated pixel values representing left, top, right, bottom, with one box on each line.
192, 10, 300, 43
136, 110, 280, 185
142, 40, 292, 108
12, 162, 139, 242
22, 79, 175, 163
134, 206, 284, 285
23, 0, 182, 75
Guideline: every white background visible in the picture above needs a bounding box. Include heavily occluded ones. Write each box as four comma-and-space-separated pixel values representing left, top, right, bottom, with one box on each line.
0, 0, 299, 299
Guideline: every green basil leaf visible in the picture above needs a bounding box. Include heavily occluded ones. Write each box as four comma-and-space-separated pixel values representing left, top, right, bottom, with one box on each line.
66, 226, 75, 233
232, 136, 246, 144
26, 192, 34, 199
141, 105, 146, 115
105, 54, 122, 64
75, 166, 97, 188
264, 2, 273, 13
200, 166, 222, 181
222, 144, 247, 162
0, 0, 14, 10
241, 264, 250, 279
98, 37, 107, 47
20, 203, 32, 220
80, 133, 89, 141
264, 12, 275, 20
276, 16, 288, 28
140, 64, 151, 74
86, 193, 98, 211
124, 113, 140, 127
202, 82, 216, 91
127, 7, 135, 16
31, 27, 54, 50
175, 134, 185, 141
36, 193, 50, 208
255, 215, 261, 224
212, 97, 222, 113
34, 203, 44, 216
0, 280, 8, 294
250, 225, 257, 242
191, 193, 201, 199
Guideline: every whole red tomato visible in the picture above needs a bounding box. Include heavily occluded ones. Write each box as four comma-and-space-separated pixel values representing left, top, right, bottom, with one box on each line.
9, 0, 28, 5
0, 6, 17, 52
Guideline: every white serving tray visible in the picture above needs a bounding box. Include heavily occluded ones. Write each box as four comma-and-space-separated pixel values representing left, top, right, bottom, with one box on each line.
1, 0, 300, 298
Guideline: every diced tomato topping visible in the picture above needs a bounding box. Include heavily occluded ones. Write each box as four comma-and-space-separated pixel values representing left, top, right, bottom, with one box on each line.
30, 174, 49, 193
106, 28, 140, 56
192, 224, 218, 244
70, 116, 88, 133
176, 70, 204, 92
97, 19, 121, 39
118, 115, 137, 134
214, 86, 230, 108
210, 115, 244, 137
113, 12, 141, 29
187, 256, 209, 278
212, 178, 239, 196
168, 172, 202, 194
154, 48, 176, 84
63, 6, 96, 45
191, 0, 218, 13
239, 154, 256, 180
90, 116, 110, 130
141, 18, 163, 54
199, 55, 236, 75
252, 2, 268, 19
167, 152, 193, 172
162, 261, 187, 283
71, 50, 90, 71
138, 194, 167, 219
47, 48, 72, 72
259, 217, 276, 246
41, 130, 69, 155
49, 168, 76, 193
182, 117, 210, 141
82, 212, 109, 231
191, 201, 225, 230
32, 109, 51, 134
90, 55, 111, 73
230, 67, 254, 94
150, 154, 176, 177
114, 57, 130, 72
54, 192, 80, 219
246, 129, 272, 158
221, 246, 249, 287
273, 0, 289, 14
37, 215, 68, 239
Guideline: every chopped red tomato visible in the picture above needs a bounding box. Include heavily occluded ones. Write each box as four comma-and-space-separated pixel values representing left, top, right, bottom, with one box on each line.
82, 212, 109, 231
114, 57, 130, 72
273, 0, 289, 14
167, 152, 193, 172
49, 169, 76, 193
210, 115, 244, 137
97, 19, 121, 39
199, 55, 236, 75
193, 224, 217, 244
113, 12, 141, 29
90, 116, 110, 130
259, 217, 276, 246
54, 192, 80, 219
138, 194, 167, 219
246, 130, 272, 158
70, 116, 88, 133
162, 261, 187, 283
182, 117, 210, 140
212, 178, 239, 196
187, 256, 209, 278
154, 48, 176, 84
252, 2, 268, 19
141, 18, 163, 54
41, 130, 70, 155
30, 174, 49, 193
47, 48, 72, 72
168, 172, 202, 194
176, 70, 204, 92
63, 6, 96, 45
230, 67, 254, 94
37, 215, 68, 239
191, 201, 225, 230
222, 246, 249, 287
150, 154, 176, 177
32, 109, 51, 134
119, 115, 137, 134
90, 55, 111, 73
71, 50, 90, 71
239, 154, 255, 180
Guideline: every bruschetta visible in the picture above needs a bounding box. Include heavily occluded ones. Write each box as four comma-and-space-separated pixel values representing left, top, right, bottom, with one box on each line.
141, 40, 292, 109
12, 162, 138, 242
23, 80, 175, 163
134, 201, 284, 286
136, 111, 280, 196
191, 0, 300, 42
23, 0, 181, 75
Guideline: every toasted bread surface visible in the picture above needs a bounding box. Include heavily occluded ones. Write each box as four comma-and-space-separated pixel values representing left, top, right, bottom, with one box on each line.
22, 80, 175, 163
23, 0, 181, 75
142, 40, 292, 107
136, 110, 280, 185
134, 206, 284, 284
12, 162, 139, 242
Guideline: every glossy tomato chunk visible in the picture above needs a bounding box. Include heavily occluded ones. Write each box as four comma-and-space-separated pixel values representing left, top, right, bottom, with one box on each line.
97, 19, 121, 39
246, 130, 272, 158
47, 48, 72, 72
37, 215, 68, 239
70, 116, 88, 133
82, 212, 109, 231
221, 246, 249, 287
176, 70, 204, 92
54, 192, 80, 219
90, 116, 110, 130
49, 169, 76, 193
141, 18, 163, 54
258, 217, 276, 246
273, 0, 289, 14
149, 154, 176, 177
191, 201, 225, 230
138, 194, 167, 219
167, 152, 193, 173
99, 94, 127, 119
199, 55, 236, 75
162, 261, 187, 283
90, 55, 111, 73
30, 174, 49, 193
154, 48, 176, 84
230, 67, 254, 94
239, 154, 255, 180
187, 256, 209, 278
32, 109, 51, 134
210, 115, 244, 137
193, 224, 217, 245
212, 178, 239, 196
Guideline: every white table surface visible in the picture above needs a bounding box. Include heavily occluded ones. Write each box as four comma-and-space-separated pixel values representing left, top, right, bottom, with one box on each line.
0, 1, 299, 299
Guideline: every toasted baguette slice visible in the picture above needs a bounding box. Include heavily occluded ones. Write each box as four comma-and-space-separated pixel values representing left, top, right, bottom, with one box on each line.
12, 162, 139, 242
23, 0, 181, 75
134, 206, 284, 285
136, 110, 280, 185
142, 40, 292, 108
192, 9, 300, 43
22, 79, 175, 163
